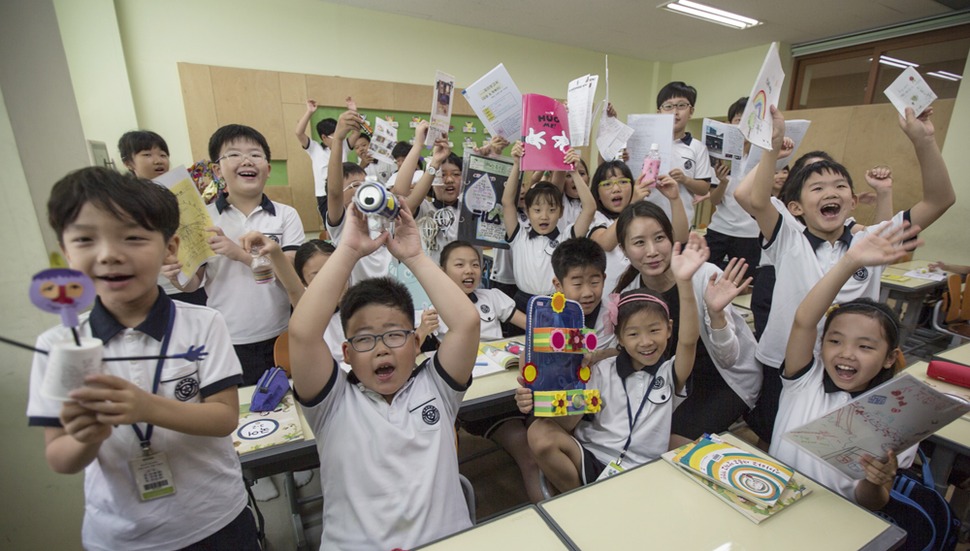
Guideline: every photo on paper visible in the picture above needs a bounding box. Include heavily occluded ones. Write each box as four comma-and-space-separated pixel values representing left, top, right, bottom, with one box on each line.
458, 152, 515, 249
703, 119, 744, 161
427, 70, 456, 147
884, 66, 937, 118
368, 118, 398, 166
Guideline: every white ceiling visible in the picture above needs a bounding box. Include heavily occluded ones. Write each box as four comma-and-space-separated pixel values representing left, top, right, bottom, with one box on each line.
322, 0, 955, 62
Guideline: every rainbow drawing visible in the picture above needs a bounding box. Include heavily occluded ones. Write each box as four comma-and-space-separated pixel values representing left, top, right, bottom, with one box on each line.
752, 90, 768, 119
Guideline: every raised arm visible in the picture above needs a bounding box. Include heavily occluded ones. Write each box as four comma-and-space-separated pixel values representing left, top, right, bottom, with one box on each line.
326, 111, 360, 225
391, 121, 429, 200
502, 141, 524, 239
864, 165, 894, 224
405, 137, 449, 214
387, 204, 480, 383
784, 223, 921, 378
744, 107, 788, 239
900, 107, 955, 229
669, 233, 707, 392
657, 175, 690, 244
566, 149, 597, 237
294, 99, 316, 149
709, 161, 731, 206
702, 258, 752, 366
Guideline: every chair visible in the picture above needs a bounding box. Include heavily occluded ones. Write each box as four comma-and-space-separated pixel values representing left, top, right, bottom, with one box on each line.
273, 331, 291, 378
458, 473, 477, 524
932, 274, 970, 347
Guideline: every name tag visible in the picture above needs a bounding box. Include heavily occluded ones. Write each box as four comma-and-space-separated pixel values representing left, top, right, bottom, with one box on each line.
596, 458, 626, 481
129, 449, 176, 501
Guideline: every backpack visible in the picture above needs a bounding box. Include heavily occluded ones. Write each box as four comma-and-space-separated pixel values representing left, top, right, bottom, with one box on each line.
876, 449, 960, 551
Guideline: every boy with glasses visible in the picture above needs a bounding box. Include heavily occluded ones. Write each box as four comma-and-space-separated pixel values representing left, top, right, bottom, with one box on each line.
646, 81, 715, 226
169, 124, 304, 385
288, 199, 480, 550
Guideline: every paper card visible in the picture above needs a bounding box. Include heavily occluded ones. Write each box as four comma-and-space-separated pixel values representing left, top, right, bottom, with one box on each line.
154, 166, 216, 284
739, 42, 785, 151
739, 120, 811, 179
884, 66, 938, 118
462, 63, 523, 140
567, 74, 599, 147
626, 114, 675, 177
703, 118, 745, 161
595, 104, 634, 162
457, 153, 514, 249
784, 374, 970, 479
427, 70, 456, 147
369, 118, 398, 166
520, 94, 572, 172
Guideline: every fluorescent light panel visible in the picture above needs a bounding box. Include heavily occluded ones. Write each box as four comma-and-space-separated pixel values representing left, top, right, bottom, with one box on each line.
879, 55, 919, 67
927, 71, 962, 81
879, 58, 910, 69
661, 0, 761, 29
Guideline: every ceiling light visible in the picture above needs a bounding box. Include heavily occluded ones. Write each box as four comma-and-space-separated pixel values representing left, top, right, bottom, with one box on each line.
661, 0, 761, 29
878, 58, 910, 69
879, 55, 919, 67
927, 71, 962, 81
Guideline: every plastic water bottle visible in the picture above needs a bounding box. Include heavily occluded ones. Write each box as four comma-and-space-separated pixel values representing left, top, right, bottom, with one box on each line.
641, 143, 661, 186
250, 246, 275, 285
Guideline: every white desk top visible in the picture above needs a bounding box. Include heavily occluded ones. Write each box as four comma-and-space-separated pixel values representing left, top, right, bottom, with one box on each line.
903, 361, 970, 451
418, 506, 570, 550
539, 434, 901, 551
882, 260, 944, 291
939, 342, 970, 366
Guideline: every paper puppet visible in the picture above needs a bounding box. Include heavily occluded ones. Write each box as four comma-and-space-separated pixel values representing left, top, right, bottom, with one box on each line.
521, 293, 601, 417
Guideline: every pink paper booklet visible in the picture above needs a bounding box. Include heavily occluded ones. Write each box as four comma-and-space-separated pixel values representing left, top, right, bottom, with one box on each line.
520, 94, 571, 172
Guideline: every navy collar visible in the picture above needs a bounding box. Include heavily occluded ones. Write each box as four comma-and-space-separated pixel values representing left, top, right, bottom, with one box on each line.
432, 198, 458, 210
803, 224, 853, 251
584, 303, 601, 330
528, 227, 561, 241
215, 193, 277, 216
89, 288, 173, 343
679, 132, 693, 146
468, 291, 479, 304
615, 348, 665, 380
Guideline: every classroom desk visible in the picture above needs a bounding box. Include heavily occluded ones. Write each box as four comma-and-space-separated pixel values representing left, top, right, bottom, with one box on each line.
880, 260, 946, 347
417, 506, 572, 550
538, 434, 905, 551
937, 342, 970, 365
901, 360, 970, 494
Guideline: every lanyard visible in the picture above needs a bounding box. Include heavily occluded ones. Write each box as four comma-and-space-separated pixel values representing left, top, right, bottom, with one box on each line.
618, 370, 656, 464
131, 302, 176, 450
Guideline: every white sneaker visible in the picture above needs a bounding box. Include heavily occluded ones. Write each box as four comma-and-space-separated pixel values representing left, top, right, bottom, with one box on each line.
294, 470, 314, 488
251, 477, 279, 502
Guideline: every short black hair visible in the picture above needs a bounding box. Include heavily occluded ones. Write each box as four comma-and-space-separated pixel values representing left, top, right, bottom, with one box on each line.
339, 277, 415, 333
294, 239, 335, 286
48, 167, 179, 243
439, 240, 480, 267
551, 237, 606, 281
657, 81, 697, 109
343, 162, 366, 179
590, 161, 634, 215
315, 118, 337, 141
525, 181, 562, 210
118, 130, 169, 163
727, 97, 748, 122
391, 141, 424, 170
208, 124, 271, 163
789, 150, 834, 180
779, 159, 854, 207
442, 152, 463, 171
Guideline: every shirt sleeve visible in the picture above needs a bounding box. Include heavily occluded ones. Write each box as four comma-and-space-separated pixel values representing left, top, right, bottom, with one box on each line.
692, 144, 715, 181
198, 310, 244, 397
492, 290, 517, 323
26, 327, 67, 427
280, 205, 305, 251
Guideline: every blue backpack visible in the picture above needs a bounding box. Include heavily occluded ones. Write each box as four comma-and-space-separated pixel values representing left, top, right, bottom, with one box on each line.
876, 449, 960, 551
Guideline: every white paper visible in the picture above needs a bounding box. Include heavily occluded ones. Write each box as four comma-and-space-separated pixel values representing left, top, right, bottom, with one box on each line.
604, 55, 610, 105
369, 118, 398, 166
595, 105, 634, 162
904, 269, 946, 282
883, 66, 938, 119
739, 42, 785, 151
784, 374, 970, 479
626, 114, 675, 177
461, 63, 523, 140
739, 119, 811, 180
428, 70, 456, 147
567, 74, 599, 147
702, 118, 745, 161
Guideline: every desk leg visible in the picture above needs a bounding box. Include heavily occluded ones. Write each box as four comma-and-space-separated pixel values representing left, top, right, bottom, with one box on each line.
898, 296, 925, 348
284, 472, 309, 551
930, 446, 957, 495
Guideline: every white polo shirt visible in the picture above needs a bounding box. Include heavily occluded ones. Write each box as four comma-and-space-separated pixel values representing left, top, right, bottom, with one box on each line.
490, 210, 529, 285
588, 210, 631, 296
771, 357, 916, 503
364, 159, 396, 185
645, 132, 714, 225
438, 288, 517, 341
326, 211, 395, 285
205, 194, 305, 344
562, 196, 583, 227
298, 354, 472, 551
415, 199, 461, 265
27, 293, 247, 551
507, 224, 575, 296
324, 312, 350, 373
304, 140, 347, 198
756, 210, 909, 368
706, 166, 760, 238
573, 352, 686, 467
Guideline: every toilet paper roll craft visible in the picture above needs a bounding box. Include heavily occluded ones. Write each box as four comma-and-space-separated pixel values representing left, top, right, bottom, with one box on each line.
522, 292, 601, 417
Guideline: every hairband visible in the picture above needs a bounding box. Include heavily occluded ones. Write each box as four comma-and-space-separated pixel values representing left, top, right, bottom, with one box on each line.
828, 302, 900, 343
604, 292, 670, 335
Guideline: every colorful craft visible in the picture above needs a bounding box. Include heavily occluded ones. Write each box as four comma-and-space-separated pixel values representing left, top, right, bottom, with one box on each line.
187, 160, 222, 204
523, 292, 600, 417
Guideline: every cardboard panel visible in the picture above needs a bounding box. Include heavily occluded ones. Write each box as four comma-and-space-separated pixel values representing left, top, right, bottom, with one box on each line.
264, 186, 293, 207
282, 102, 322, 230
177, 63, 218, 162
210, 66, 287, 160
306, 74, 349, 107
279, 71, 307, 105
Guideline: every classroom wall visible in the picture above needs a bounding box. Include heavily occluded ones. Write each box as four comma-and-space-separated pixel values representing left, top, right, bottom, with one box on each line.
915, 53, 970, 267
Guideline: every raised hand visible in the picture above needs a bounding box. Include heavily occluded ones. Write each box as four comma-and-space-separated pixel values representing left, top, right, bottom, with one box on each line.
413, 120, 430, 148
207, 226, 247, 263
899, 106, 936, 144
655, 175, 680, 200
632, 174, 653, 201
563, 148, 581, 167
777, 136, 795, 159
865, 165, 893, 191
704, 257, 752, 313
846, 221, 923, 268
240, 231, 281, 257
305, 99, 317, 112
670, 232, 710, 282
340, 203, 389, 258
385, 202, 423, 265
511, 140, 525, 159
768, 105, 786, 151
431, 138, 451, 166
335, 110, 361, 141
